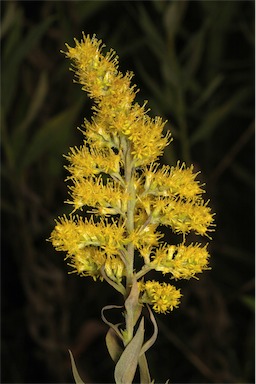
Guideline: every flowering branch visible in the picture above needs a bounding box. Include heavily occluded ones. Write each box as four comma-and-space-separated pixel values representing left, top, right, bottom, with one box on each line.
49, 33, 214, 383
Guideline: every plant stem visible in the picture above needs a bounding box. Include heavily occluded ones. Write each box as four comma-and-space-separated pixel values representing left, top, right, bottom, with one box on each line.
123, 138, 137, 343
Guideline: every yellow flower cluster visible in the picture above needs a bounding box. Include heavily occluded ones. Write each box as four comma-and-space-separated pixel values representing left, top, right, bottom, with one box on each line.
64, 33, 170, 166
50, 215, 126, 282
152, 243, 210, 279
50, 34, 215, 314
139, 281, 182, 313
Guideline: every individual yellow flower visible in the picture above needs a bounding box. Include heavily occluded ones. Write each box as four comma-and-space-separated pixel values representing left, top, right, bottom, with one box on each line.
139, 281, 182, 313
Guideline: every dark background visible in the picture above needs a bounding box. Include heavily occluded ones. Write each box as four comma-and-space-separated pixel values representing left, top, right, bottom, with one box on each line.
1, 1, 255, 383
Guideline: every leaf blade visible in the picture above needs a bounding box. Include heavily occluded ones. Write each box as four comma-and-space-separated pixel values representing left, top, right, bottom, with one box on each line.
68, 350, 85, 384
114, 318, 145, 384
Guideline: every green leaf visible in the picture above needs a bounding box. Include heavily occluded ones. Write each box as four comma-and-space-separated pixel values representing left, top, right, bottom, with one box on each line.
101, 304, 124, 341
68, 350, 85, 384
140, 305, 158, 357
0, 2, 17, 39
193, 74, 224, 110
2, 15, 55, 113
138, 353, 151, 384
240, 295, 255, 312
125, 278, 142, 334
17, 71, 48, 134
190, 88, 252, 145
11, 71, 49, 159
106, 328, 123, 363
19, 97, 84, 170
114, 318, 145, 384
137, 4, 165, 60
181, 21, 209, 78
163, 1, 187, 39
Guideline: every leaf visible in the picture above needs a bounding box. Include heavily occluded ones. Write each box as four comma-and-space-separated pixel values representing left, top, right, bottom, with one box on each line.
2, 15, 55, 113
181, 21, 209, 78
19, 97, 84, 170
140, 305, 158, 357
106, 328, 123, 363
125, 278, 142, 334
101, 304, 124, 341
163, 1, 187, 39
114, 317, 145, 384
137, 4, 165, 60
11, 71, 48, 159
68, 350, 85, 384
193, 74, 224, 109
17, 71, 48, 134
190, 88, 252, 145
0, 2, 17, 39
240, 295, 255, 312
138, 353, 151, 384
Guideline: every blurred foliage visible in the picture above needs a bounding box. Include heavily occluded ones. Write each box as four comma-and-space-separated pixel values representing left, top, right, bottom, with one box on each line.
1, 1, 254, 383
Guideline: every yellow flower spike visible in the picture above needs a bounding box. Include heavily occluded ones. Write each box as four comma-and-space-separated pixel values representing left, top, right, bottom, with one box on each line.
64, 34, 170, 166
65, 33, 135, 106
50, 33, 215, 384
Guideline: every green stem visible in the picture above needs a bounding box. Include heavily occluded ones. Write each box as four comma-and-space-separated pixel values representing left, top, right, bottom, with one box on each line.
136, 265, 152, 280
123, 138, 137, 343
124, 140, 136, 289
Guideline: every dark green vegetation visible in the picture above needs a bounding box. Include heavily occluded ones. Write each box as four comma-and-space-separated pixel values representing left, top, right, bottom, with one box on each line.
1, 1, 254, 383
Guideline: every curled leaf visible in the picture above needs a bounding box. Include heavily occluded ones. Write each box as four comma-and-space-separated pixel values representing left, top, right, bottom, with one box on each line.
140, 305, 158, 356
101, 304, 124, 340
68, 350, 85, 384
106, 327, 123, 363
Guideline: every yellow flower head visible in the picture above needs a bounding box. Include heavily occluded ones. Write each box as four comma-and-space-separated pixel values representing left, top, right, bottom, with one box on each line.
139, 281, 182, 313
152, 243, 210, 279
69, 247, 106, 280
